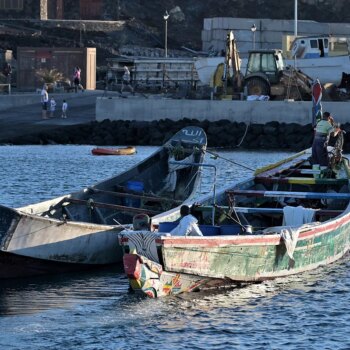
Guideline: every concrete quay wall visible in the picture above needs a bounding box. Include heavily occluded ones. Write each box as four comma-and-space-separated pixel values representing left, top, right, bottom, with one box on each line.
96, 97, 350, 125
0, 94, 43, 111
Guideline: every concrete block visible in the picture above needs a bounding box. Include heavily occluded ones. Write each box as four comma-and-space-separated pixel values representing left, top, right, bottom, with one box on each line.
261, 19, 294, 32
203, 18, 212, 31
212, 17, 223, 29
212, 39, 225, 52
201, 30, 212, 42
230, 18, 260, 30
260, 31, 285, 44
329, 23, 350, 35
297, 20, 331, 35
212, 29, 227, 40
221, 17, 230, 29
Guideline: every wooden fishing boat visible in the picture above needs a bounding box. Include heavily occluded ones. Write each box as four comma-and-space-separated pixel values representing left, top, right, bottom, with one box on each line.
121, 139, 350, 298
0, 126, 207, 279
91, 146, 136, 156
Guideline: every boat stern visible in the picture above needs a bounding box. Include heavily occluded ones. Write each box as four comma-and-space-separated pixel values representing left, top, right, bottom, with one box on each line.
123, 253, 163, 298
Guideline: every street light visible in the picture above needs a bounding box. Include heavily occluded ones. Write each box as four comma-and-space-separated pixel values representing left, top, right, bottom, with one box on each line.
251, 24, 256, 49
80, 23, 86, 47
163, 10, 170, 57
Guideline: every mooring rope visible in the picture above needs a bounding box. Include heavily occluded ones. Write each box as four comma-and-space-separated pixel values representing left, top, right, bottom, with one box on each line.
204, 149, 254, 171
236, 122, 250, 147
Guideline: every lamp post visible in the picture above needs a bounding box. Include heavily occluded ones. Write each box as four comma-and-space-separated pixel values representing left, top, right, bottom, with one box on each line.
80, 23, 86, 47
251, 23, 256, 49
163, 10, 170, 58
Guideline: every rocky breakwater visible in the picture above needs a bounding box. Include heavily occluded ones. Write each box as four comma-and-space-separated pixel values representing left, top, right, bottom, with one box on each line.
5, 119, 350, 153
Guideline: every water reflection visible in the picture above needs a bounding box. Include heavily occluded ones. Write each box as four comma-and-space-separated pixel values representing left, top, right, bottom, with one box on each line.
0, 265, 126, 316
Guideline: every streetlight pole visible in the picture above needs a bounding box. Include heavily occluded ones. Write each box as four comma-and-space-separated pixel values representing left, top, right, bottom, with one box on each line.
163, 10, 170, 58
80, 23, 85, 47
294, 0, 298, 37
251, 23, 256, 50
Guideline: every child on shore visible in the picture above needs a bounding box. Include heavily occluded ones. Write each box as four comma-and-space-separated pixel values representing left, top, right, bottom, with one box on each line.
50, 97, 56, 118
61, 100, 68, 118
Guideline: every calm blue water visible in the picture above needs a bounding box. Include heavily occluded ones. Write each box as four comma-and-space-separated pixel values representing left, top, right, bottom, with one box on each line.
0, 146, 349, 350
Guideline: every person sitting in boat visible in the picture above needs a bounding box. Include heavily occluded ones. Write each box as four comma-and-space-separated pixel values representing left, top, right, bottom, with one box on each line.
311, 111, 340, 168
133, 214, 150, 231
170, 205, 203, 236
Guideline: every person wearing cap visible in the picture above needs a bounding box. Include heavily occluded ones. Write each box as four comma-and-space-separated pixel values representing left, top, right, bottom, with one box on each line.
312, 111, 340, 168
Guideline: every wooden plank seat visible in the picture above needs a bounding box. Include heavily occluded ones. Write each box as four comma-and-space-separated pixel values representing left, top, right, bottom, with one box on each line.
64, 197, 160, 215
89, 188, 182, 205
226, 190, 350, 200
255, 177, 349, 186
284, 169, 322, 175
194, 205, 342, 217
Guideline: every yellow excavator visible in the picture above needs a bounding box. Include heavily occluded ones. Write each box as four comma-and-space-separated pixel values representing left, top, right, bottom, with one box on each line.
212, 31, 313, 100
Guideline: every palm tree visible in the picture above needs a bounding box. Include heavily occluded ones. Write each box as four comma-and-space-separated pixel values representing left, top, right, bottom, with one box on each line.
35, 68, 65, 84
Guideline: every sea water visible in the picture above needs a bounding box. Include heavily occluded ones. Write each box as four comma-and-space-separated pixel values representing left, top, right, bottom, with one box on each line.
0, 145, 349, 350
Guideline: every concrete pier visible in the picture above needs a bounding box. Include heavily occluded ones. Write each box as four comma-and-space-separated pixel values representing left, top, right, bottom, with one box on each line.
96, 96, 350, 125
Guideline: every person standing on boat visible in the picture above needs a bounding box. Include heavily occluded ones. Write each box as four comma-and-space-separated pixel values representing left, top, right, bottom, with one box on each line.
312, 111, 340, 168
170, 205, 203, 236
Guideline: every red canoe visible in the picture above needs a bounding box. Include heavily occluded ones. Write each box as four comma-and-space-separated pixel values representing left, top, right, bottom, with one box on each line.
91, 146, 136, 156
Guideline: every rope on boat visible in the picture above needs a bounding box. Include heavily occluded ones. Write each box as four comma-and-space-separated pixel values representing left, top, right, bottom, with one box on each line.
236, 122, 250, 148
204, 149, 254, 171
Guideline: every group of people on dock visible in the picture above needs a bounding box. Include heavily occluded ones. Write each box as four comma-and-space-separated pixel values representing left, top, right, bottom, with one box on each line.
40, 84, 68, 120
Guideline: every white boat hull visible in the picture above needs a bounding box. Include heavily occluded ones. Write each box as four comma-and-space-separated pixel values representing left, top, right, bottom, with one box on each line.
3, 210, 123, 264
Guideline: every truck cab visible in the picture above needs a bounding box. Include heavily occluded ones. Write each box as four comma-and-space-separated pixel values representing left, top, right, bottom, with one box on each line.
245, 49, 285, 84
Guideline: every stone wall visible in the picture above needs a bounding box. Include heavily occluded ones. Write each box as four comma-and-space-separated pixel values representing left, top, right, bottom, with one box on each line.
6, 119, 350, 154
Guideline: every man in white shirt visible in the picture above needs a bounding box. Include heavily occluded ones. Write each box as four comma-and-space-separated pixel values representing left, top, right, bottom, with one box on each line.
121, 66, 134, 94
170, 205, 203, 236
41, 84, 49, 119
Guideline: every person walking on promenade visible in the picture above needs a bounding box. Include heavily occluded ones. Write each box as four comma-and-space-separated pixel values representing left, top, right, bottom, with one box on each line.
121, 66, 134, 94
311, 111, 340, 170
61, 100, 68, 119
73, 66, 84, 92
2, 62, 12, 85
49, 97, 56, 118
41, 84, 49, 119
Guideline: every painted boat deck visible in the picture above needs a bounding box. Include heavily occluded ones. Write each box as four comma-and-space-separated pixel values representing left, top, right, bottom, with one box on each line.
226, 189, 350, 200
195, 205, 342, 217
255, 176, 349, 185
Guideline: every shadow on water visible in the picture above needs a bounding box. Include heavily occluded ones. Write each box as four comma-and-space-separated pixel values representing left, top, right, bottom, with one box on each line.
0, 264, 128, 316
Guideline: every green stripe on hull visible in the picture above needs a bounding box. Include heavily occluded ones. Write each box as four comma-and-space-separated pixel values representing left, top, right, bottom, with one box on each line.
162, 222, 350, 281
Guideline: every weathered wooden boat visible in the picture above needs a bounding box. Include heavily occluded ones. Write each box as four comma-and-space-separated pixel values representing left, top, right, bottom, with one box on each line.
121, 142, 350, 298
91, 146, 136, 156
0, 126, 207, 279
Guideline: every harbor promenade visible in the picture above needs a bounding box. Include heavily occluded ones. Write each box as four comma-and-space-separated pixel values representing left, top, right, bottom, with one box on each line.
0, 91, 103, 143
1, 91, 349, 149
